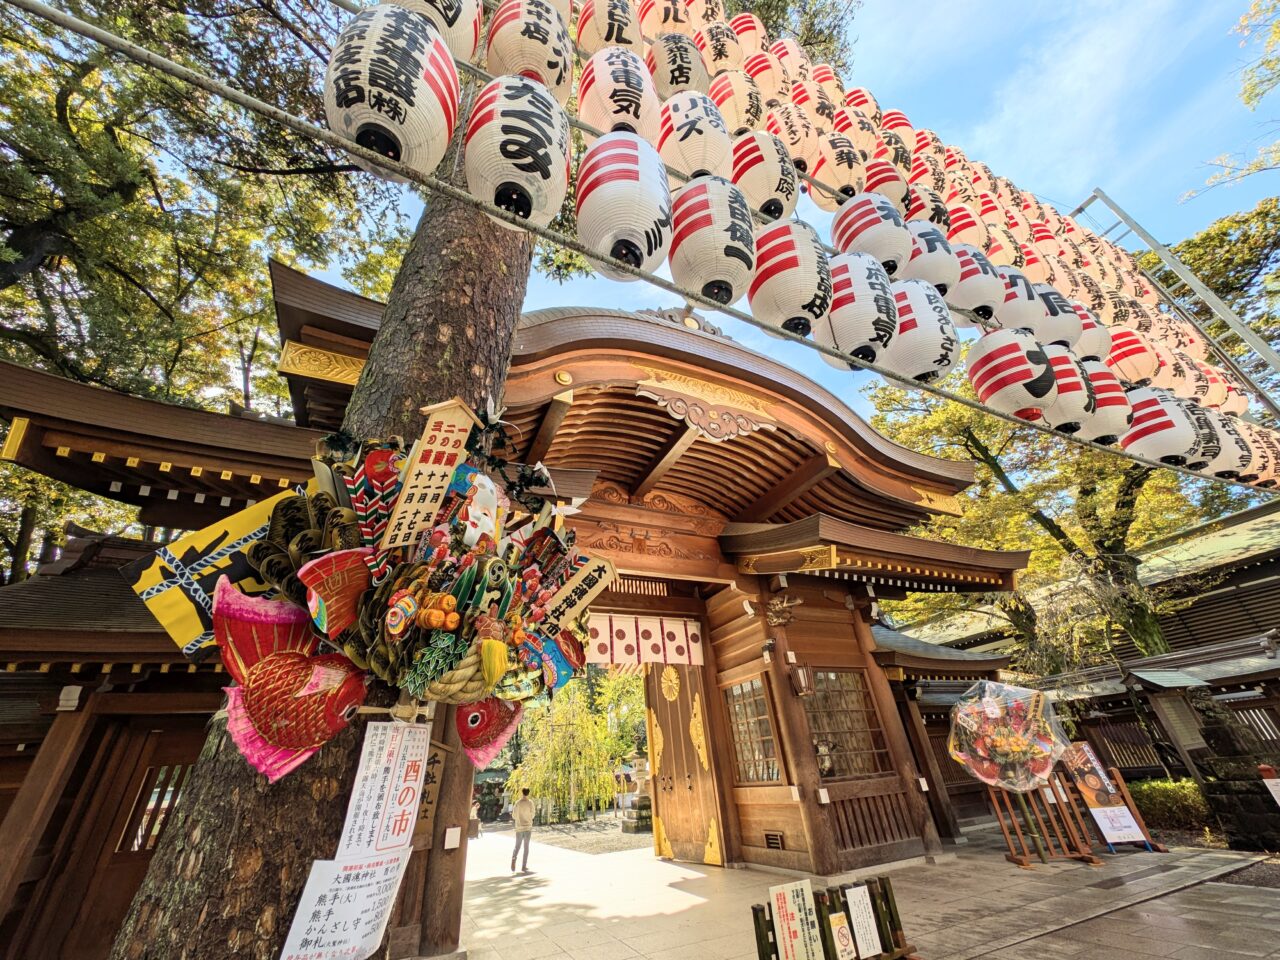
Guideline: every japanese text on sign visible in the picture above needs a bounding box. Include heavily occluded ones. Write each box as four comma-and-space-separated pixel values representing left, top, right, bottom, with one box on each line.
338, 722, 434, 858
279, 851, 410, 960
541, 555, 617, 632
768, 879, 823, 960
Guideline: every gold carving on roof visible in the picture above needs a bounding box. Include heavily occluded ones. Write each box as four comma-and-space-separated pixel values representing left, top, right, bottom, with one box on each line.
910, 484, 961, 515
636, 366, 776, 441
278, 340, 365, 386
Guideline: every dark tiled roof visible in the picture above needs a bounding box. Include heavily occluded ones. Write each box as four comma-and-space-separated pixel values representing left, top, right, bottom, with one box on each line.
871, 623, 1003, 661
0, 567, 162, 633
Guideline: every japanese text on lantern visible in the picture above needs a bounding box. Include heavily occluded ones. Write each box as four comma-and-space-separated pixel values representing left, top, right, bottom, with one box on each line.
338, 721, 433, 858
380, 399, 480, 552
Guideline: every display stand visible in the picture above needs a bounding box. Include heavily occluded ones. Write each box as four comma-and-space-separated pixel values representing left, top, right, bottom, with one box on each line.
987, 770, 1103, 867
751, 875, 919, 959
1061, 764, 1168, 854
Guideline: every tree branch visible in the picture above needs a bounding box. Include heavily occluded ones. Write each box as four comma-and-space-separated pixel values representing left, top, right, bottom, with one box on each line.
206, 159, 360, 177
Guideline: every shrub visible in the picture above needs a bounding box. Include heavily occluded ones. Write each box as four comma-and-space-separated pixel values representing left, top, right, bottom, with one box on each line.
1128, 777, 1212, 832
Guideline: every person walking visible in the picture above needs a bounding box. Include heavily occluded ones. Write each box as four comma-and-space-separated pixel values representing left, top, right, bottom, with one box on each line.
511, 787, 534, 873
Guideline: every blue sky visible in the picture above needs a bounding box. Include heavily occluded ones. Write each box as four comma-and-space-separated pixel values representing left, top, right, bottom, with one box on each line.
329, 0, 1280, 419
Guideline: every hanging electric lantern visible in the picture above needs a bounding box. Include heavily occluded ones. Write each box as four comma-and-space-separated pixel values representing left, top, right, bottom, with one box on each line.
742, 51, 790, 106
993, 265, 1044, 332
811, 64, 844, 104
831, 192, 911, 277
1039, 345, 1096, 434
946, 243, 1005, 325
1075, 360, 1133, 445
899, 220, 960, 296
915, 128, 946, 164
1149, 342, 1194, 395
1018, 243, 1052, 284
880, 110, 914, 154
1097, 290, 1140, 328
668, 175, 755, 304
910, 151, 948, 195
728, 12, 767, 55
640, 0, 695, 38
790, 79, 837, 132
730, 130, 797, 220
1194, 360, 1229, 408
814, 251, 898, 367
1031, 282, 1083, 347
485, 0, 574, 105
1003, 203, 1033, 243
578, 46, 662, 143
646, 33, 711, 99
658, 90, 731, 179
1174, 351, 1215, 406
391, 0, 483, 62
694, 21, 743, 75
983, 223, 1025, 269
1201, 408, 1252, 478
844, 87, 881, 126
965, 328, 1057, 421
324, 5, 460, 182
1221, 382, 1250, 417
464, 75, 571, 230
769, 37, 810, 81
577, 0, 644, 56
946, 204, 987, 248
833, 107, 881, 158
575, 131, 672, 280
881, 279, 960, 383
1239, 422, 1280, 486
765, 102, 819, 172
1070, 302, 1112, 361
685, 0, 723, 27
905, 184, 950, 230
1075, 271, 1106, 314
809, 131, 865, 211
1106, 326, 1160, 384
749, 220, 832, 335
1121, 387, 1200, 466
708, 69, 764, 135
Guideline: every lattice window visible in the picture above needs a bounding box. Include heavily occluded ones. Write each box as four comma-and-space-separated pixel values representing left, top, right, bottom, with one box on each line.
724, 677, 781, 783
117, 763, 193, 854
803, 669, 892, 780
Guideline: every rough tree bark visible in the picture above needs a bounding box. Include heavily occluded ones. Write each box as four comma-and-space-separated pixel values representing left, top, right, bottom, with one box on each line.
111, 123, 534, 959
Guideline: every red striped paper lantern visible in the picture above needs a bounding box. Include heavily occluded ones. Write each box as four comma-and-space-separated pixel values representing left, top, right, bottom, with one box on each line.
880, 110, 914, 154
1070, 302, 1112, 361
813, 251, 898, 366
909, 151, 948, 195
993, 265, 1045, 332
811, 64, 844, 104
486, 0, 574, 105
464, 75, 571, 229
1161, 316, 1209, 360
970, 161, 996, 195
1149, 342, 1193, 395
575, 131, 672, 280
882, 279, 960, 383
694, 21, 743, 75
730, 130, 796, 220
831, 192, 911, 277
1174, 352, 1215, 406
946, 203, 987, 248
708, 69, 764, 135
1040, 345, 1094, 434
728, 12, 767, 55
1031, 282, 1084, 347
914, 128, 946, 164
685, 0, 723, 28
646, 33, 711, 99
1019, 242, 1051, 284
577, 0, 645, 55
765, 102, 819, 172
844, 87, 881, 126
876, 129, 913, 178
640, 0, 695, 38
749, 220, 832, 335
742, 51, 790, 105
790, 79, 837, 133
966, 328, 1058, 421
809, 132, 865, 211
833, 107, 880, 157
1075, 271, 1106, 314
904, 184, 950, 230
864, 156, 908, 206
899, 220, 960, 296
1076, 360, 1133, 445
579, 47, 661, 143
392, 0, 483, 62
1194, 360, 1229, 408
669, 175, 754, 304
1238, 422, 1280, 486
1220, 382, 1250, 417
983, 223, 1025, 269
1201, 408, 1253, 478
658, 91, 731, 179
769, 38, 810, 82
324, 5, 460, 182
1106, 326, 1160, 384
946, 243, 1005, 324
1003, 204, 1033, 243
1121, 387, 1199, 465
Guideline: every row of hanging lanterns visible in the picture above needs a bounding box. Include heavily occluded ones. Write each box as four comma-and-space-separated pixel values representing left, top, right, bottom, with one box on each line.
321, 0, 1279, 487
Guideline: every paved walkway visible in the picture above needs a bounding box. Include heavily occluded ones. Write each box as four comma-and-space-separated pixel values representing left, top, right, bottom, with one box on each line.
459, 827, 1272, 960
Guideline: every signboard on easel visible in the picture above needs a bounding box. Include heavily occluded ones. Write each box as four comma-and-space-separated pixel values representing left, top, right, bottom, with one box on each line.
842, 883, 883, 959
1063, 741, 1145, 844
768, 879, 823, 960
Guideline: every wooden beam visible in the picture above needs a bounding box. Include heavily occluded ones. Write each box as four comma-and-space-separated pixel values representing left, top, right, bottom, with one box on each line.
733, 453, 840, 522
524, 389, 574, 464
895, 684, 963, 841
630, 423, 699, 499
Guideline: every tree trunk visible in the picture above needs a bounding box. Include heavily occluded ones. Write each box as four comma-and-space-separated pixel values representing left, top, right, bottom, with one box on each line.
112, 129, 534, 959
8, 503, 37, 583
1098, 554, 1170, 657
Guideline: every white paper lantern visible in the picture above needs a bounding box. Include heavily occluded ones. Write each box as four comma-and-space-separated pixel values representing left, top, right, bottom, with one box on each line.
876, 130, 913, 179
485, 0, 574, 105
658, 90, 731, 179
811, 64, 844, 104
814, 252, 898, 367
769, 38, 810, 82
640, 0, 695, 38
669, 175, 754, 304
1003, 204, 1033, 243
831, 192, 911, 277
993, 265, 1044, 332
708, 69, 764, 135
1201, 408, 1252, 478
464, 76, 571, 230
833, 107, 880, 157
909, 151, 948, 197
843, 87, 881, 126
765, 102, 819, 173
945, 203, 987, 249
694, 21, 743, 75
882, 279, 960, 383
879, 109, 914, 155
1070, 302, 1112, 361
1176, 398, 1222, 471
1097, 290, 1141, 328
542, 0, 573, 24
1031, 283, 1083, 347
1039, 345, 1095, 434
324, 5, 460, 182
685, 0, 723, 28
914, 128, 946, 164
1121, 387, 1199, 465
646, 33, 711, 99
790, 79, 837, 133
899, 221, 960, 296
1161, 317, 1209, 360
742, 51, 790, 106
809, 132, 865, 211
966, 328, 1058, 421
390, 0, 483, 62
1194, 360, 1229, 408
577, 0, 645, 56
864, 156, 908, 206
730, 130, 797, 220
579, 46, 662, 143
983, 223, 1025, 269
904, 185, 950, 230
947, 244, 1005, 324
1106, 326, 1159, 384
1076, 360, 1133, 444
1018, 242, 1052, 284
575, 131, 672, 280
728, 12, 767, 55
1239, 422, 1280, 486
1149, 343, 1193, 395
945, 167, 980, 208
1174, 352, 1215, 406
1075, 271, 1106, 315
1221, 382, 1250, 417
749, 220, 832, 335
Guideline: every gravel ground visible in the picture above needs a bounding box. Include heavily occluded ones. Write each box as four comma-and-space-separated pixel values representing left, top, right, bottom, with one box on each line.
481, 817, 654, 855
1217, 855, 1280, 888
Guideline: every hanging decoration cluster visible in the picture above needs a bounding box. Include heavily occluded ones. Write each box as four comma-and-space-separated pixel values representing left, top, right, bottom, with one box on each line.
320, 0, 1279, 487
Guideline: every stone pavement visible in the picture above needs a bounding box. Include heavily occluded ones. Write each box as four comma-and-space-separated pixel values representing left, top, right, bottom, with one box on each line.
459, 826, 1271, 960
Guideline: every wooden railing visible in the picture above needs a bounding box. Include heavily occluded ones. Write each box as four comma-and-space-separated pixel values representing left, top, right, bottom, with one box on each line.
824, 776, 915, 852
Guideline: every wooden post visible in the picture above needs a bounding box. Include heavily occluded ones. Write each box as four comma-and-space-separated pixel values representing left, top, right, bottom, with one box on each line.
419, 705, 472, 957
893, 683, 962, 842
698, 611, 744, 866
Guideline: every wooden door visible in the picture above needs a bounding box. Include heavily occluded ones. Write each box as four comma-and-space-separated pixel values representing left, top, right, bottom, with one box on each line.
40, 716, 207, 960
645, 664, 724, 865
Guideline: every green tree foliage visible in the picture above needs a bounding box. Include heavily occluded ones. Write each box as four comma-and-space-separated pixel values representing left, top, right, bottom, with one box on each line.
595, 668, 647, 759
1205, 2, 1280, 186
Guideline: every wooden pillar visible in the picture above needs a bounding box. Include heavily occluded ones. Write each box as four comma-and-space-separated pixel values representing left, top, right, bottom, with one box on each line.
893, 683, 962, 842
418, 705, 473, 957
0, 692, 95, 926
698, 611, 744, 866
